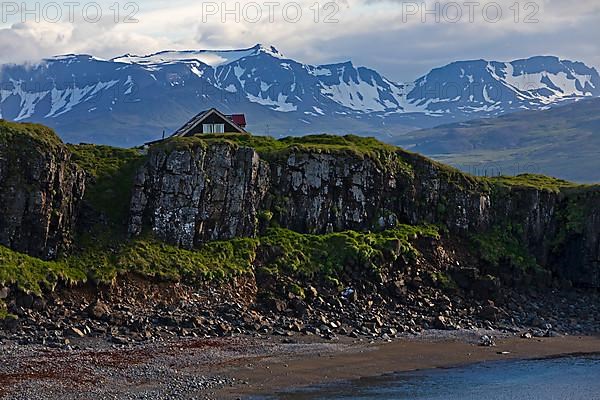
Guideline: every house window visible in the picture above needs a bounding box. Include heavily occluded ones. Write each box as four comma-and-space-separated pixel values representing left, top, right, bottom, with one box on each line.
202, 123, 225, 133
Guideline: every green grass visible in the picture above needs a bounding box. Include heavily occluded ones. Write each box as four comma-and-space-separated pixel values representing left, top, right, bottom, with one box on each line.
488, 174, 581, 193
0, 120, 64, 151
0, 225, 438, 307
115, 236, 259, 281
0, 245, 87, 295
259, 225, 439, 279
157, 133, 399, 155
68, 144, 146, 225
154, 133, 414, 172
471, 223, 538, 271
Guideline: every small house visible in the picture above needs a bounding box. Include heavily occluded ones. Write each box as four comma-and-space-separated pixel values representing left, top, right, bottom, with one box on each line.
146, 108, 248, 145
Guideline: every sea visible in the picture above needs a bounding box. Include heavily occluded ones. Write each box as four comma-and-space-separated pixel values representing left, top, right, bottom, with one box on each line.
264, 355, 600, 400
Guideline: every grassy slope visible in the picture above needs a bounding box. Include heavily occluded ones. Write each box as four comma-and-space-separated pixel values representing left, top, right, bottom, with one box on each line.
0, 226, 439, 297
393, 98, 600, 183
0, 120, 64, 150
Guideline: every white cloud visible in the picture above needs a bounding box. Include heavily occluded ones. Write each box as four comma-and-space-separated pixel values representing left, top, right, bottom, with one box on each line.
0, 21, 74, 64
0, 0, 597, 80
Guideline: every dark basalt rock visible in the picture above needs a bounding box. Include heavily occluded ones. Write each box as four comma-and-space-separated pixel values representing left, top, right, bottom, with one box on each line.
127, 140, 600, 288
0, 123, 85, 259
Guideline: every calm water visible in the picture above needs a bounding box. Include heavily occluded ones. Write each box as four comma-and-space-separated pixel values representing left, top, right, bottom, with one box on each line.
266, 356, 600, 400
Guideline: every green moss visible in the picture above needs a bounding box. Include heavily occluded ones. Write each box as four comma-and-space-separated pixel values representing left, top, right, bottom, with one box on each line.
488, 174, 581, 193
288, 283, 306, 299
471, 223, 538, 271
430, 271, 458, 291
0, 225, 437, 299
68, 144, 146, 225
115, 237, 258, 281
258, 210, 274, 224
550, 188, 599, 252
0, 245, 87, 295
564, 201, 586, 234
0, 301, 8, 319
259, 225, 439, 279
0, 307, 17, 320
0, 120, 64, 151
154, 133, 414, 172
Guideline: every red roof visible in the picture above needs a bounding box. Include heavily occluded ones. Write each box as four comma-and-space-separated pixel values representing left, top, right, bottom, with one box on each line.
227, 114, 246, 127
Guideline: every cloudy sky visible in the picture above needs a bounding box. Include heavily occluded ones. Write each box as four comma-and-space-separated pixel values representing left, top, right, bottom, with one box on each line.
0, 0, 598, 81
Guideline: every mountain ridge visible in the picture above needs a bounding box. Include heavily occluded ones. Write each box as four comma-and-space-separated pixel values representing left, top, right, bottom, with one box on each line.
0, 45, 598, 146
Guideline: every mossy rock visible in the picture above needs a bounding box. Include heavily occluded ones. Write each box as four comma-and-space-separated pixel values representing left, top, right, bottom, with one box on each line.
0, 120, 64, 151
68, 144, 146, 225
0, 225, 438, 301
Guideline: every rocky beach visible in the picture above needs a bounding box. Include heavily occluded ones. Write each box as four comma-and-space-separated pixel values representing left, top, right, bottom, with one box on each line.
1, 330, 599, 399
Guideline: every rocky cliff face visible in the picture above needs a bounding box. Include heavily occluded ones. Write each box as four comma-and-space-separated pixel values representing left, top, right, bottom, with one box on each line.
265, 149, 493, 235
3, 126, 600, 350
483, 183, 600, 288
546, 188, 600, 287
0, 122, 85, 259
128, 142, 270, 248
129, 141, 491, 246
128, 137, 599, 288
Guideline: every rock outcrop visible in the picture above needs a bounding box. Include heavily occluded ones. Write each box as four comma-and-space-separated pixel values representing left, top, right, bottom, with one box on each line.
264, 150, 492, 235
129, 141, 491, 246
0, 122, 85, 259
128, 142, 269, 248
128, 137, 599, 288
564, 189, 600, 287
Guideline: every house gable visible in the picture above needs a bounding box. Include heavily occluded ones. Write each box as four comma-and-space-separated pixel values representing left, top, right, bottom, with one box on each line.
173, 108, 248, 137
183, 112, 241, 136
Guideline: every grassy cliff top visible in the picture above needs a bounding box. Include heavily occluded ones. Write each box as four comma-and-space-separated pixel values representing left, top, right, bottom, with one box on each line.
1, 121, 594, 193
487, 174, 595, 193
155, 133, 404, 160
0, 120, 64, 151
489, 174, 577, 191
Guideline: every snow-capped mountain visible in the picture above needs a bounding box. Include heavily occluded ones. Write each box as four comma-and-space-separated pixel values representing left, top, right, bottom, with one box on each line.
0, 45, 598, 146
405, 57, 600, 115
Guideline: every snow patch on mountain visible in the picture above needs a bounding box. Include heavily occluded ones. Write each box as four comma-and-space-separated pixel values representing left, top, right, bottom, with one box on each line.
247, 92, 297, 112
7, 81, 49, 120
112, 44, 284, 67
46, 80, 119, 117
501, 63, 595, 101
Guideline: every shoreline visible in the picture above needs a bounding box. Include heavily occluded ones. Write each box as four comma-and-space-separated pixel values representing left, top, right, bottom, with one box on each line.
216, 332, 600, 399
1, 331, 599, 399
